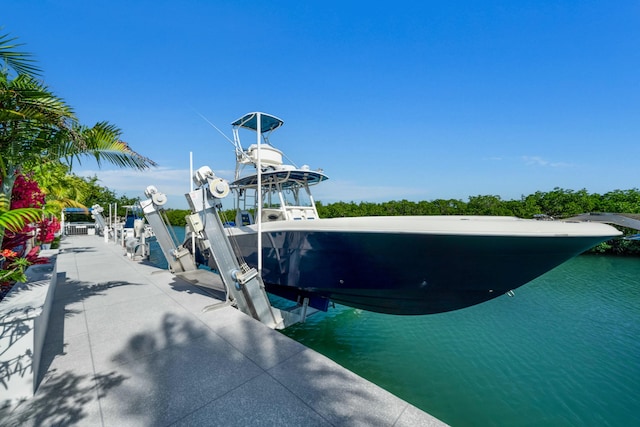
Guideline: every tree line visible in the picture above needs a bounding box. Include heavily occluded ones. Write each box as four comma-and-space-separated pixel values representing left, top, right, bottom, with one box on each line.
315, 188, 640, 219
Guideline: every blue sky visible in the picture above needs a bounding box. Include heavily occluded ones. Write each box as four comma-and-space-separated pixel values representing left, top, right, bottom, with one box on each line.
4, 1, 639, 209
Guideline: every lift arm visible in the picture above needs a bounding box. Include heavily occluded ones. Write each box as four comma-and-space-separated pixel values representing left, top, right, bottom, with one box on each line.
141, 170, 314, 329
90, 204, 108, 236
140, 186, 199, 273
185, 166, 284, 329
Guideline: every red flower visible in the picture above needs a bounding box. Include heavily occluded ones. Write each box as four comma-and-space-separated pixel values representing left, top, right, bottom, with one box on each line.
1, 249, 18, 259
37, 217, 60, 244
10, 172, 45, 210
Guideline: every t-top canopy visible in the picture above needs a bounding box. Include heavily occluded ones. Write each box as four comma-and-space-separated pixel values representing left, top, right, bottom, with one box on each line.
232, 168, 328, 189
231, 112, 284, 133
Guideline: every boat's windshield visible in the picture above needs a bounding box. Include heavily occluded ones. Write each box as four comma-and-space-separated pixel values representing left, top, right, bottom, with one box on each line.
261, 183, 313, 208
281, 186, 312, 207
237, 181, 314, 209
231, 166, 327, 223
233, 180, 318, 223
263, 185, 280, 208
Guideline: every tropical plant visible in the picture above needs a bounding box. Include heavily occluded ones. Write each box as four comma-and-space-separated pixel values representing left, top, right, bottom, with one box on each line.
0, 31, 157, 248
0, 33, 40, 78
1, 248, 30, 283
0, 172, 44, 252
0, 171, 55, 299
29, 162, 88, 214
0, 193, 40, 241
0, 71, 157, 196
36, 217, 60, 244
1, 244, 46, 298
0, 31, 156, 196
0, 190, 40, 296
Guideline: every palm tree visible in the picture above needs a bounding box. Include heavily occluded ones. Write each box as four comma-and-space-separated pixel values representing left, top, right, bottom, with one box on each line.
1, 32, 156, 190
30, 163, 87, 214
0, 72, 157, 196
0, 31, 156, 245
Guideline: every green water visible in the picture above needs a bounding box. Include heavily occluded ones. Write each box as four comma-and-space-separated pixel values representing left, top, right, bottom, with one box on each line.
150, 232, 639, 425
281, 256, 640, 426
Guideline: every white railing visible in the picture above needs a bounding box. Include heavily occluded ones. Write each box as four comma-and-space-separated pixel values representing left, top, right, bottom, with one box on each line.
64, 223, 96, 236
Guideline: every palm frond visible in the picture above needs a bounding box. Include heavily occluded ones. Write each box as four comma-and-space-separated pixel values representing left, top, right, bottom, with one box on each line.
0, 37, 157, 190
0, 33, 41, 77
44, 198, 86, 216
64, 121, 158, 170
4, 74, 75, 122
0, 207, 41, 232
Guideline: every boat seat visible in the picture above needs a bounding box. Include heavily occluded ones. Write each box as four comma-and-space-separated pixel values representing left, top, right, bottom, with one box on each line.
236, 210, 254, 226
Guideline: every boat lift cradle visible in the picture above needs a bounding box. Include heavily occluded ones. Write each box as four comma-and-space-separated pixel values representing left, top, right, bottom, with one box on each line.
90, 204, 108, 236
140, 167, 315, 329
92, 203, 152, 259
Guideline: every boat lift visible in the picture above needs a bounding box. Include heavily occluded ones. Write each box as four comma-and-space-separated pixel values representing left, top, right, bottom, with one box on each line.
140, 166, 315, 329
90, 204, 108, 236
93, 203, 151, 260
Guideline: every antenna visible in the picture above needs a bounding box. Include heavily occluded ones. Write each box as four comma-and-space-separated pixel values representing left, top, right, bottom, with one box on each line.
194, 110, 235, 147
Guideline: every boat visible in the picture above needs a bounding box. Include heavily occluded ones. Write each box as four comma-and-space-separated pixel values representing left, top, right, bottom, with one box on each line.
200, 112, 622, 315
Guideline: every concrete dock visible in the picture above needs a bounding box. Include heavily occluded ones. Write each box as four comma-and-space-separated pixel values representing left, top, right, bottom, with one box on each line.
1, 235, 447, 426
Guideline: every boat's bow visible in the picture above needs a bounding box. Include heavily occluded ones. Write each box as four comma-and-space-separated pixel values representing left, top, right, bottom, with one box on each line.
230, 216, 621, 314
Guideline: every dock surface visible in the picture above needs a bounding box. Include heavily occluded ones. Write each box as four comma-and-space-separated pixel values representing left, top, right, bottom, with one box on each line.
2, 235, 447, 426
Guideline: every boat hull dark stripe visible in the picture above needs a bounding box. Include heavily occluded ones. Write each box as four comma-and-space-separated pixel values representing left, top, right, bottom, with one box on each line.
231, 230, 608, 315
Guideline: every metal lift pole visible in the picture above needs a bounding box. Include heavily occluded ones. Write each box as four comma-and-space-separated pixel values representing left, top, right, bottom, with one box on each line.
184, 166, 284, 329
140, 173, 313, 329
140, 186, 199, 274
90, 204, 108, 236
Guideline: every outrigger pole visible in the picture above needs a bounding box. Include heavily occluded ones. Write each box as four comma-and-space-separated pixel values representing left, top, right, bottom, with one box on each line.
256, 112, 263, 275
